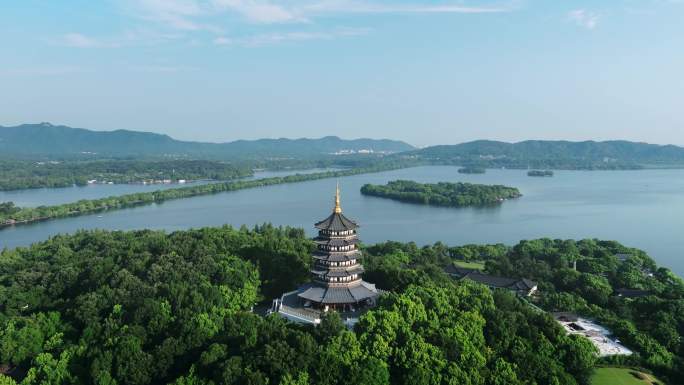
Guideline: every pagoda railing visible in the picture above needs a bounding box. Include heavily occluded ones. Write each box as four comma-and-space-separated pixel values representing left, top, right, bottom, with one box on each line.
278, 303, 321, 323
314, 279, 363, 287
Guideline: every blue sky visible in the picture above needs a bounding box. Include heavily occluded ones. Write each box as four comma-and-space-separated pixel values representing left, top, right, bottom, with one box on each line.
1, 0, 683, 146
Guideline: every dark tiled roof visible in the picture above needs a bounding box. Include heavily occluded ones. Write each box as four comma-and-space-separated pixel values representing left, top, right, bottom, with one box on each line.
313, 253, 362, 262
323, 266, 364, 277
464, 272, 520, 289
315, 212, 359, 231
444, 265, 537, 293
444, 265, 478, 276
297, 281, 379, 304
312, 251, 362, 262
314, 237, 359, 246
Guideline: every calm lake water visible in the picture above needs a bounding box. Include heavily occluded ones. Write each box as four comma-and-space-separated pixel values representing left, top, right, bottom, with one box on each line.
1, 166, 683, 276
0, 168, 336, 207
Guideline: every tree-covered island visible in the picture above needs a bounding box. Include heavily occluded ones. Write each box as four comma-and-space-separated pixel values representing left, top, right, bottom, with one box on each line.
360, 180, 522, 207
528, 170, 554, 177
457, 166, 486, 174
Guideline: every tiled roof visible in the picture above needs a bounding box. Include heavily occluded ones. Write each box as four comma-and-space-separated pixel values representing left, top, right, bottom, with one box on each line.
314, 237, 359, 246
298, 281, 379, 304
324, 266, 364, 277
444, 265, 537, 293
312, 251, 362, 262
314, 212, 359, 231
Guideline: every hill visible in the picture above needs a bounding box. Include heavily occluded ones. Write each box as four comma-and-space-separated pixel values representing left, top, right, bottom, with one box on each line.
0, 123, 415, 159
410, 140, 684, 169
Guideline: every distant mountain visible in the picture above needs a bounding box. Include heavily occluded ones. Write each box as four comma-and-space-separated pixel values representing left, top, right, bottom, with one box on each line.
0, 123, 415, 159
410, 140, 684, 168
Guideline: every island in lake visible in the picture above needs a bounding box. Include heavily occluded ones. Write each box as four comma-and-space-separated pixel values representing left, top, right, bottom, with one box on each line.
360, 179, 521, 207
528, 170, 554, 177
458, 166, 486, 174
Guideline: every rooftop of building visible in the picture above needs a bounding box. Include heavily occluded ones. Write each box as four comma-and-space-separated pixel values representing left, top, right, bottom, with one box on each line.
297, 281, 379, 304
444, 265, 537, 293
275, 288, 380, 326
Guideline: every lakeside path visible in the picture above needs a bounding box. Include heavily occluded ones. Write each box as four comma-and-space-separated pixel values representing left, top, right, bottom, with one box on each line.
0, 163, 413, 230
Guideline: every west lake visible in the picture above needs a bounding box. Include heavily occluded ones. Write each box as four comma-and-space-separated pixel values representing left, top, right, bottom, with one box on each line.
0, 168, 336, 207
1, 166, 683, 276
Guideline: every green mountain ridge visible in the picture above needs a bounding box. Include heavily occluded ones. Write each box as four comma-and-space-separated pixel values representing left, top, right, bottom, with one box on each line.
5, 123, 684, 167
0, 123, 415, 159
410, 139, 684, 167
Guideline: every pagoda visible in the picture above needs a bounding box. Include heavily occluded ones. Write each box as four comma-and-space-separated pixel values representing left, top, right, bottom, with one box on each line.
272, 183, 381, 324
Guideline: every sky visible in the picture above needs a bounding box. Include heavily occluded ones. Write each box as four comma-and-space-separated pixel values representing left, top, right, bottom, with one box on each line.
1, 0, 683, 147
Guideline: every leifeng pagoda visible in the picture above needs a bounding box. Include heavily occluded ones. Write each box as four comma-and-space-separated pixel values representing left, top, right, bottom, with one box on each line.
271, 183, 381, 325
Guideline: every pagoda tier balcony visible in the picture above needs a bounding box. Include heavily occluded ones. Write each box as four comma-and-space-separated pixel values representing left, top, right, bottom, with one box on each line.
317, 245, 357, 253
313, 277, 363, 287
314, 259, 360, 268
316, 231, 358, 240
314, 238, 359, 246
312, 251, 362, 262
318, 229, 357, 237
311, 265, 364, 276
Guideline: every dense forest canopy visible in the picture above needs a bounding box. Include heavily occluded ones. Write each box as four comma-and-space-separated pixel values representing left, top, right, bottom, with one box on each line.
448, 238, 684, 382
0, 160, 253, 191
0, 226, 612, 385
360, 180, 521, 207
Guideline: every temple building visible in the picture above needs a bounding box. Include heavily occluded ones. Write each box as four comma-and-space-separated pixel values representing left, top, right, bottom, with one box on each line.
271, 183, 381, 326
444, 265, 538, 297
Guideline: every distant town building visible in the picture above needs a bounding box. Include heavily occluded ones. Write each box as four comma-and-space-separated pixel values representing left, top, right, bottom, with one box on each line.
272, 183, 381, 326
444, 265, 538, 297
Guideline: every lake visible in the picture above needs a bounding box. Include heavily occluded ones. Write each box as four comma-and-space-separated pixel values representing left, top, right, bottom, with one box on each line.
1, 166, 683, 276
0, 168, 337, 207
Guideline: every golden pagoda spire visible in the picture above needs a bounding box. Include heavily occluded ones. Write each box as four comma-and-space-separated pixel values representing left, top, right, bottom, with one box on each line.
334, 181, 342, 213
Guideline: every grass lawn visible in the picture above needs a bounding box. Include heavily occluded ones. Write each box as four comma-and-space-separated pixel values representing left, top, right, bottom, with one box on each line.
591, 367, 663, 385
453, 260, 486, 270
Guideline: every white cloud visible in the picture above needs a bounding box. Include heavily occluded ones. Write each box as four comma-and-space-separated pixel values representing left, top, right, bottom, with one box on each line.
50, 29, 184, 49
213, 36, 233, 45
211, 0, 304, 23
567, 9, 599, 29
213, 27, 370, 46
125, 0, 511, 26
60, 33, 108, 48
75, 1, 512, 48
126, 0, 222, 31
301, 1, 511, 15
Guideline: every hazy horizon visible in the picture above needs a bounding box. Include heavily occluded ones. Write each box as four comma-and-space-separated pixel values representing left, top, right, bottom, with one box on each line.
2, 1, 683, 146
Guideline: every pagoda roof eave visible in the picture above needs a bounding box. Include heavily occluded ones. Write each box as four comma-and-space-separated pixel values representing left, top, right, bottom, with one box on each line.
314, 212, 359, 231
312, 253, 362, 262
